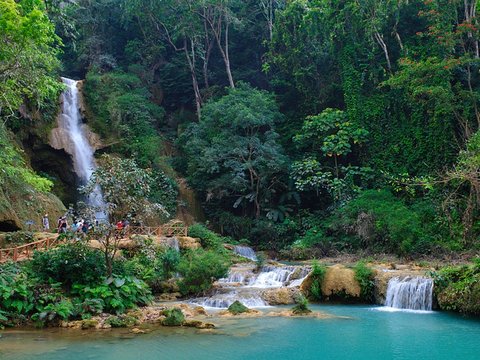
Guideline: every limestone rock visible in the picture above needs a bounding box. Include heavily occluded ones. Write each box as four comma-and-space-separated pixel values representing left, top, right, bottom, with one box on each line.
81, 319, 99, 329
131, 328, 145, 334
177, 236, 201, 250
262, 287, 300, 305
321, 264, 361, 298
183, 320, 215, 329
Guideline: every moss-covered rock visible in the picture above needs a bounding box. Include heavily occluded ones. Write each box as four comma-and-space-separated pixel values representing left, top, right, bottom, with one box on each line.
161, 308, 185, 326
227, 301, 249, 315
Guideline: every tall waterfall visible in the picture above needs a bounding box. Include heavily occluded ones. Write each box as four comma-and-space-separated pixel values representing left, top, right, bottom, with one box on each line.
59, 77, 105, 218
384, 277, 434, 311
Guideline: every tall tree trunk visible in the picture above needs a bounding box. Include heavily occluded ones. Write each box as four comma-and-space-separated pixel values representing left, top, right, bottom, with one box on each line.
373, 30, 392, 71
214, 20, 235, 88
184, 38, 203, 119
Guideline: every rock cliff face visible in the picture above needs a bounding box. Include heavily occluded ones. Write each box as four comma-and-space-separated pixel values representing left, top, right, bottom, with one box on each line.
0, 182, 66, 232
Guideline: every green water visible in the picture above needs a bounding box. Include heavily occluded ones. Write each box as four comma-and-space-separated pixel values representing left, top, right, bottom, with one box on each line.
1, 305, 479, 360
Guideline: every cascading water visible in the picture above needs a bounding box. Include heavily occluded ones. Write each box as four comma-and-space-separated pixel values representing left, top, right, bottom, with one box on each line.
191, 264, 311, 309
233, 245, 257, 261
59, 77, 106, 219
384, 276, 434, 311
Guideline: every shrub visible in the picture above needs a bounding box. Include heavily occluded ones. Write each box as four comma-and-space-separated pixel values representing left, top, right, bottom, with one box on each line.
432, 260, 480, 315
162, 308, 185, 326
32, 299, 74, 326
291, 294, 312, 315
105, 314, 139, 328
159, 248, 181, 278
354, 261, 375, 302
188, 224, 224, 249
177, 249, 230, 295
228, 301, 249, 315
30, 242, 106, 289
4, 231, 34, 246
0, 263, 34, 321
309, 261, 327, 301
72, 276, 152, 314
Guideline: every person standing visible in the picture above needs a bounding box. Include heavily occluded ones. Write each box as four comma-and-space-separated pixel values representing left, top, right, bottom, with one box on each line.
42, 214, 50, 231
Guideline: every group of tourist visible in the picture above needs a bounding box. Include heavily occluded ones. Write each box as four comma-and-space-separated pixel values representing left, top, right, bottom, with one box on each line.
57, 216, 90, 235
41, 214, 134, 236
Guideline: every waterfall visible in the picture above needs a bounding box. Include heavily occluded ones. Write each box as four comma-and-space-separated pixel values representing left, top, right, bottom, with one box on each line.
191, 264, 310, 309
59, 77, 106, 219
167, 238, 180, 252
233, 245, 257, 261
384, 277, 434, 311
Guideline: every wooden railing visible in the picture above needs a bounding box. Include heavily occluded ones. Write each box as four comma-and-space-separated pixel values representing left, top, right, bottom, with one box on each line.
124, 223, 187, 237
0, 221, 188, 263
0, 236, 63, 263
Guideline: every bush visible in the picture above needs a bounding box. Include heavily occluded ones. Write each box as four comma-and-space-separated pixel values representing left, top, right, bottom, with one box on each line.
159, 248, 181, 278
188, 223, 224, 249
313, 189, 450, 255
162, 308, 185, 326
72, 276, 152, 314
291, 294, 312, 315
177, 249, 230, 295
432, 260, 480, 315
353, 261, 375, 302
309, 261, 327, 301
30, 242, 106, 289
228, 301, 249, 315
4, 231, 34, 246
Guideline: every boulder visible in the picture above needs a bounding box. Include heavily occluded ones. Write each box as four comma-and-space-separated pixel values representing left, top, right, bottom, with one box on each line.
177, 236, 201, 250
321, 264, 361, 299
262, 287, 300, 305
183, 320, 215, 329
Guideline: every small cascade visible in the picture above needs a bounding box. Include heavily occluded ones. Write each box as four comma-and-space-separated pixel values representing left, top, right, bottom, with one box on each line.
248, 266, 305, 288
166, 238, 180, 252
191, 264, 311, 309
384, 277, 434, 311
59, 78, 106, 220
232, 245, 257, 261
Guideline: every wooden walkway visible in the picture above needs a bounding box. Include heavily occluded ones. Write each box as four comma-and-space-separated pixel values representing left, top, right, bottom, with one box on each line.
0, 221, 188, 263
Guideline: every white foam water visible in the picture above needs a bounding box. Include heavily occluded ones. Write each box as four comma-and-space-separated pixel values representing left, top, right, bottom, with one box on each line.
384, 276, 434, 311
60, 77, 106, 220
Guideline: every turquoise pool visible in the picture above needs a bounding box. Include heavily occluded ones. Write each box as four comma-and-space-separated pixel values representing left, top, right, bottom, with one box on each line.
1, 305, 479, 360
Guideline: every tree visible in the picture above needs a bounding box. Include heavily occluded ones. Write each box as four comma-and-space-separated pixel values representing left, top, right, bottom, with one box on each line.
0, 0, 62, 119
292, 108, 369, 202
80, 155, 168, 275
179, 83, 289, 219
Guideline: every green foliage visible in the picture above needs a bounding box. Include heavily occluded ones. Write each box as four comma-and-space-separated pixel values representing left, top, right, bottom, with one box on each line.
0, 124, 53, 193
188, 223, 224, 249
72, 275, 152, 315
4, 231, 34, 246
353, 261, 375, 302
0, 0, 62, 117
309, 261, 327, 301
179, 83, 289, 219
291, 294, 312, 315
322, 190, 448, 255
432, 260, 480, 315
162, 307, 185, 326
30, 242, 106, 289
227, 300, 249, 315
292, 108, 370, 203
84, 70, 166, 167
159, 248, 181, 278
177, 249, 230, 295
